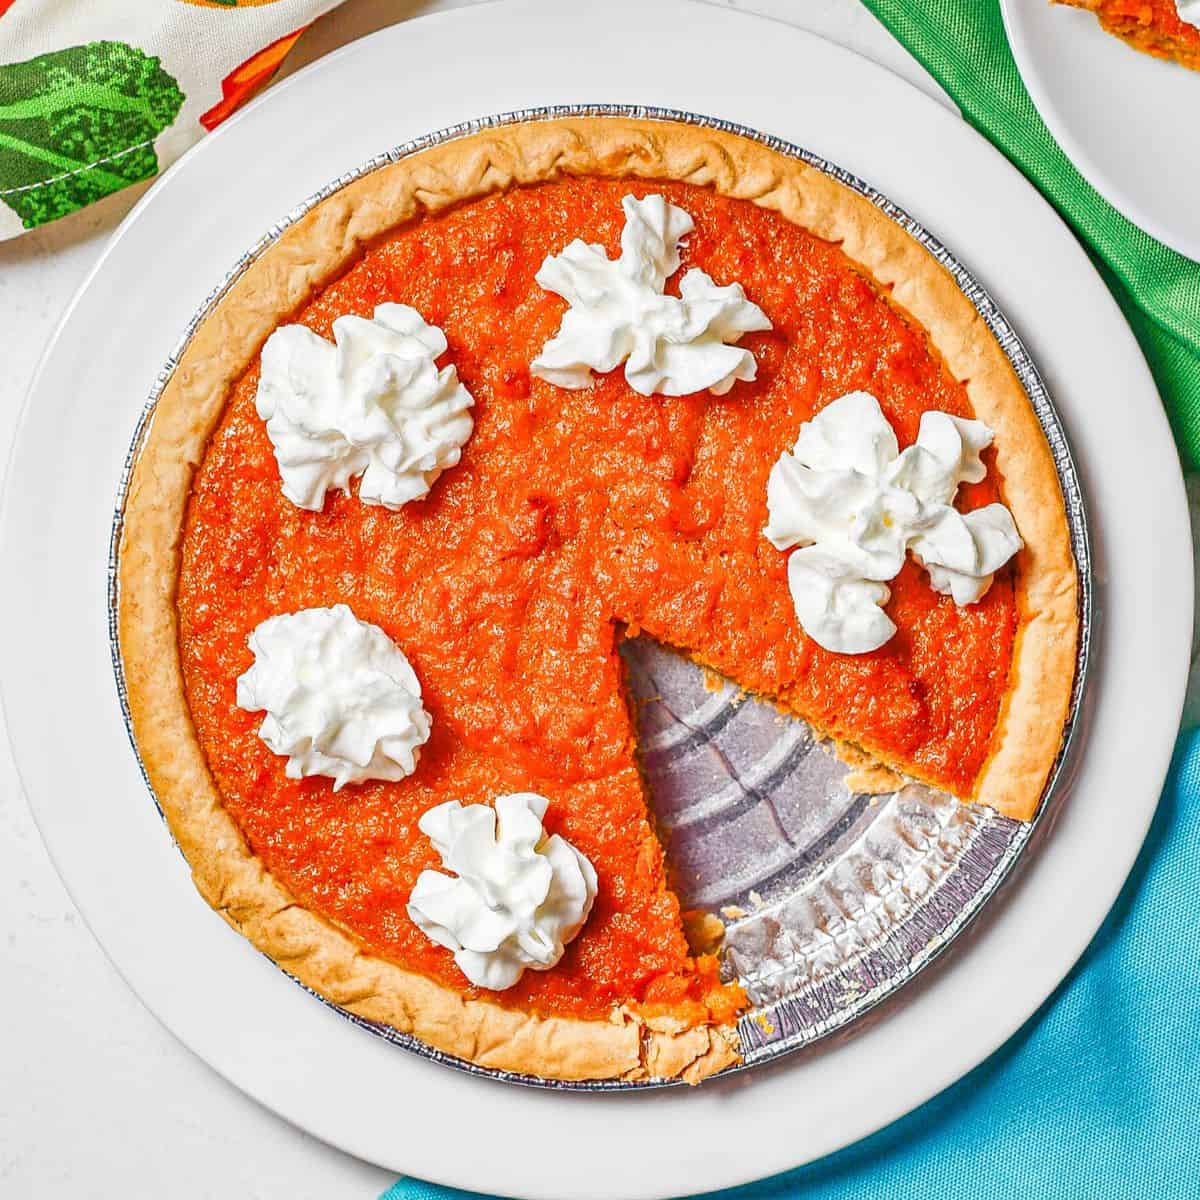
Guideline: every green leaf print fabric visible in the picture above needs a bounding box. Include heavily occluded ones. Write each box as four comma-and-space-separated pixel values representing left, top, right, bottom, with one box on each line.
0, 1, 342, 238
0, 42, 184, 229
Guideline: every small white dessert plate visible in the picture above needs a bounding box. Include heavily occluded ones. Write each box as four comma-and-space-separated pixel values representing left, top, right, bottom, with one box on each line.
1003, 0, 1200, 261
0, 2, 1189, 1197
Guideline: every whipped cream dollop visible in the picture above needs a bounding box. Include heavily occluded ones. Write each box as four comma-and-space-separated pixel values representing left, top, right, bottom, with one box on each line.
531, 194, 772, 397
255, 303, 474, 512
764, 391, 1023, 654
1178, 1, 1200, 31
407, 793, 598, 991
235, 604, 431, 789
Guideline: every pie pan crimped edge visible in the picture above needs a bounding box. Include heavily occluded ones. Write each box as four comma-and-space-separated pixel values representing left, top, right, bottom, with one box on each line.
107, 104, 1092, 1091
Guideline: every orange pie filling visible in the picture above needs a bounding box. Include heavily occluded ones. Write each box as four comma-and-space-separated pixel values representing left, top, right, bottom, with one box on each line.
176, 179, 1017, 1026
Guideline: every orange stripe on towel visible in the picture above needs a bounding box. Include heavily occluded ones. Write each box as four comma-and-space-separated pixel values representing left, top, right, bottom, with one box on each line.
199, 24, 307, 131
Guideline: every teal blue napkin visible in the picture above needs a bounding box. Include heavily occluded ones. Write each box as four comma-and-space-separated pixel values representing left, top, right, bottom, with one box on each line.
383, 730, 1200, 1198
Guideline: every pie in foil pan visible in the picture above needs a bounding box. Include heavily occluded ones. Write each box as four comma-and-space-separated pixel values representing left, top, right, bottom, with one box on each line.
110, 105, 1091, 1089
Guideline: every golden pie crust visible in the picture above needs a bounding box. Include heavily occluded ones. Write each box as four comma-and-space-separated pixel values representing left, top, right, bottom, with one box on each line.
117, 116, 1078, 1083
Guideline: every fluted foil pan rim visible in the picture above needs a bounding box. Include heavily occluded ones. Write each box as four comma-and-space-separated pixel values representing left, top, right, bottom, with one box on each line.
106, 104, 1092, 1093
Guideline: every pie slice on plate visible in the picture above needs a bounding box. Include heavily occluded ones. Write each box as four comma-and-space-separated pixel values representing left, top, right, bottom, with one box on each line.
117, 116, 1079, 1083
1056, 0, 1200, 71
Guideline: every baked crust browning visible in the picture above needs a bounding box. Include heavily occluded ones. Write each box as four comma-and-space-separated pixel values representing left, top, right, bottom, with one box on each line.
118, 116, 1078, 1082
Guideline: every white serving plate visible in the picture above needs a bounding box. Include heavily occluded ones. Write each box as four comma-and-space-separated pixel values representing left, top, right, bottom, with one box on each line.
0, 2, 1189, 1197
1003, 0, 1200, 261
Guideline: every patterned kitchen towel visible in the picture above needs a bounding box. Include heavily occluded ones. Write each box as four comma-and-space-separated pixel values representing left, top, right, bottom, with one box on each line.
0, 0, 341, 238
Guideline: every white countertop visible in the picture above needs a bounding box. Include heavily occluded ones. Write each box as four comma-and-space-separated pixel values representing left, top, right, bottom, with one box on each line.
0, 3, 1188, 1196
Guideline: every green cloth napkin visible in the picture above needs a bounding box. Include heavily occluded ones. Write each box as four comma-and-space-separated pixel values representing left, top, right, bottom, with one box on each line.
860, 0, 1200, 468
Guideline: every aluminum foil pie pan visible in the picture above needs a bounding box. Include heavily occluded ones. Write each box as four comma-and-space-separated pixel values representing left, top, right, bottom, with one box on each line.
108, 104, 1092, 1091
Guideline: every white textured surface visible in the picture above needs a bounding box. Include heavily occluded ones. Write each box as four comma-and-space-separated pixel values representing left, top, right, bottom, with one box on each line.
0, 2, 960, 1195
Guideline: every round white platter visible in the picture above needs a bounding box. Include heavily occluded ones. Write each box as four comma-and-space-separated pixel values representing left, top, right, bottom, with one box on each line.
0, 2, 1190, 1197
1003, 0, 1200, 261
